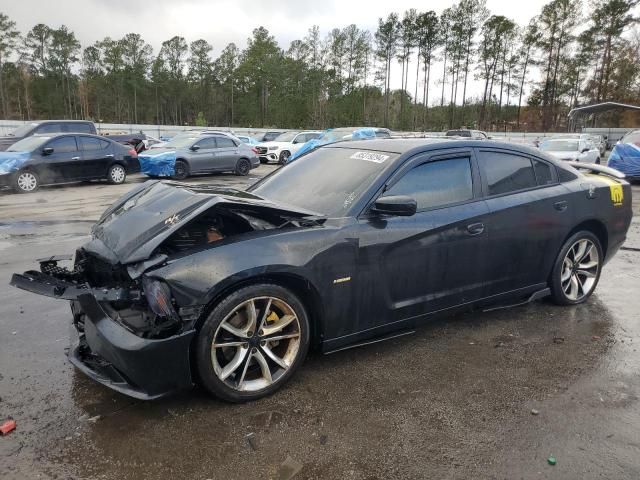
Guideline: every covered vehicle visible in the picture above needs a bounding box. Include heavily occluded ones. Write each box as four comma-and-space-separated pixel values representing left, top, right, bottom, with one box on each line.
138, 132, 259, 180
608, 130, 640, 181
11, 139, 632, 401
0, 133, 139, 193
287, 127, 391, 162
539, 137, 601, 163
255, 131, 322, 164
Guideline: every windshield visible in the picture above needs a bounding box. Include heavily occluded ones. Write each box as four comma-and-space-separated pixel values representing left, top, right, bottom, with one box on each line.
9, 123, 39, 137
162, 135, 198, 149
540, 139, 579, 152
272, 131, 299, 142
249, 147, 396, 217
7, 136, 50, 152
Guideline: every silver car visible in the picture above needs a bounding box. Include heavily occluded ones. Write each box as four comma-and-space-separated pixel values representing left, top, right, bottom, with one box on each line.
140, 132, 259, 180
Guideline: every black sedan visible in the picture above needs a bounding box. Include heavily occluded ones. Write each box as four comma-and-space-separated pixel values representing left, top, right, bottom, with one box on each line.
11, 139, 632, 402
0, 133, 140, 193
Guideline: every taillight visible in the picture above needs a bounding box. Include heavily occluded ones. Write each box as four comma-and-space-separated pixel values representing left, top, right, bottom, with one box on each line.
128, 148, 137, 157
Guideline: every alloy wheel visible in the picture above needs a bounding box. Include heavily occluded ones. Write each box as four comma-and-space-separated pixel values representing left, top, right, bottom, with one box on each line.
211, 296, 301, 392
17, 172, 38, 192
561, 238, 600, 301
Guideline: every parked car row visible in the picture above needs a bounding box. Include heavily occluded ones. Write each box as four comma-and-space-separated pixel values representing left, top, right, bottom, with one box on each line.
0, 133, 139, 193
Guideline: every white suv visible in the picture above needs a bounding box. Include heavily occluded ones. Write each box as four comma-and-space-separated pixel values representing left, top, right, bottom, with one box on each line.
256, 131, 323, 164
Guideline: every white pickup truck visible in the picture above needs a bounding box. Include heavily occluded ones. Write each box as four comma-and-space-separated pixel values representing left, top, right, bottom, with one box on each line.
255, 131, 323, 164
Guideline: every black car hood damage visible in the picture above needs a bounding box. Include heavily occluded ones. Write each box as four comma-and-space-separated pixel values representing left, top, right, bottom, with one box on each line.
88, 180, 323, 265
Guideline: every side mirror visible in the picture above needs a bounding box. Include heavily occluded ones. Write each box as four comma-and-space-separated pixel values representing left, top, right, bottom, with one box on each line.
371, 195, 417, 217
190, 145, 200, 151
42, 147, 54, 155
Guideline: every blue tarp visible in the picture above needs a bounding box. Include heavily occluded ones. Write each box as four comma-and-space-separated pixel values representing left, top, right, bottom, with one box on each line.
608, 142, 640, 178
138, 150, 177, 177
288, 128, 377, 163
0, 151, 31, 175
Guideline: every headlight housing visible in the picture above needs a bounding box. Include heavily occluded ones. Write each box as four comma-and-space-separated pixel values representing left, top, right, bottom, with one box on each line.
142, 277, 179, 322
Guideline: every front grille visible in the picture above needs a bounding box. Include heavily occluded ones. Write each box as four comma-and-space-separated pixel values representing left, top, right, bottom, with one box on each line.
256, 146, 267, 155
75, 249, 131, 287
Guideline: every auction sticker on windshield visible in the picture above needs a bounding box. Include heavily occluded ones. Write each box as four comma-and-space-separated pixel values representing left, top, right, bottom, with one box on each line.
350, 151, 389, 163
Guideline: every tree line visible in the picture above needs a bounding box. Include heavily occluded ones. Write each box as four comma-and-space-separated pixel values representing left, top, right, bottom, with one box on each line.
0, 0, 638, 132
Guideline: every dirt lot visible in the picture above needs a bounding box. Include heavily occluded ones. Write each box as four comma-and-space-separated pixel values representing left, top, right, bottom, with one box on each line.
1, 169, 639, 479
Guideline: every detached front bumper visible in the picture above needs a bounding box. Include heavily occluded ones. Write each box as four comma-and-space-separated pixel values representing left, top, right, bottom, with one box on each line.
70, 294, 195, 400
11, 267, 196, 400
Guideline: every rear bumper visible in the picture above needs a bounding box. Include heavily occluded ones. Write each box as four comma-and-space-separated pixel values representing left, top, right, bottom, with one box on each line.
71, 294, 195, 399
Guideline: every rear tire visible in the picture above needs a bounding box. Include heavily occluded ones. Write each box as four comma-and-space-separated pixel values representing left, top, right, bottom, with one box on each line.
195, 283, 310, 402
235, 158, 251, 176
107, 164, 127, 184
13, 170, 39, 193
172, 160, 189, 180
549, 231, 603, 305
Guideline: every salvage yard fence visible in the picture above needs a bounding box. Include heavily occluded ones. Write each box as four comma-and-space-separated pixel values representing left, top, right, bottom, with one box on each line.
0, 120, 634, 146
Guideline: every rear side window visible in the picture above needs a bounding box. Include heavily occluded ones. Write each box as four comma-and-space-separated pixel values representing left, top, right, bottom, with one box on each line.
532, 159, 555, 185
79, 137, 109, 151
65, 123, 93, 134
478, 151, 537, 195
47, 136, 78, 153
384, 157, 473, 210
215, 136, 236, 148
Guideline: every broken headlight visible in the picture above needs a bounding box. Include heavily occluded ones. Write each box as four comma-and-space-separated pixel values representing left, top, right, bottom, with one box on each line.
142, 277, 179, 322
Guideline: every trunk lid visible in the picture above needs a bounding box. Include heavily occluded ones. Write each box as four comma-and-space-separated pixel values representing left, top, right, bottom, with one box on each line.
90, 180, 322, 264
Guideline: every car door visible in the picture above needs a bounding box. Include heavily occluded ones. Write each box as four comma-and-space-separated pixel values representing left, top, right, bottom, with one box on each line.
188, 136, 217, 173
477, 148, 571, 298
355, 149, 490, 331
78, 136, 113, 179
39, 136, 81, 182
214, 135, 240, 170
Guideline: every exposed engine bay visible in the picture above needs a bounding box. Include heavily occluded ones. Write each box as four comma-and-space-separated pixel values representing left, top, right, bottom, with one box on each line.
18, 197, 323, 340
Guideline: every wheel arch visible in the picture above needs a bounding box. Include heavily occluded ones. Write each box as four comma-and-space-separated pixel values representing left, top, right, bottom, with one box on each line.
195, 272, 325, 347
565, 219, 609, 258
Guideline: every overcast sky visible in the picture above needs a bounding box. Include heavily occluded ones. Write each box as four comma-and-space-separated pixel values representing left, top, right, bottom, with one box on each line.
3, 0, 558, 103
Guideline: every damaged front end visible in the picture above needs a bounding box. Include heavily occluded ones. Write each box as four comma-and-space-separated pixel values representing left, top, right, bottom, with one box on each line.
10, 180, 324, 399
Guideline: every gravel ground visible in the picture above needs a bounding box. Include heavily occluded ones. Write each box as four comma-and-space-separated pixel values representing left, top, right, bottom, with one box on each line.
0, 169, 639, 479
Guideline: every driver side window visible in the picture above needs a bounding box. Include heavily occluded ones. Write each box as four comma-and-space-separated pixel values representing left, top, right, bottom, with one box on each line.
383, 157, 474, 211
194, 137, 216, 150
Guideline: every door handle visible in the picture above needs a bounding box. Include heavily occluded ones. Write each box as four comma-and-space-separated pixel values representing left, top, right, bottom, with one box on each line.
466, 222, 485, 236
554, 201, 568, 211
71, 156, 80, 160
105, 154, 114, 158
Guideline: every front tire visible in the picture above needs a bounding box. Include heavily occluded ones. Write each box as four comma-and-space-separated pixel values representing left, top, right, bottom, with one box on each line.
595, 157, 601, 165
107, 164, 127, 184
550, 231, 603, 305
235, 158, 251, 176
278, 150, 290, 165
13, 170, 39, 193
172, 160, 189, 180
195, 283, 310, 402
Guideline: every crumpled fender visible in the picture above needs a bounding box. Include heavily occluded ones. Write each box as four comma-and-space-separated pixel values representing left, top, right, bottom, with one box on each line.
138, 150, 176, 177
0, 151, 31, 175
608, 142, 640, 177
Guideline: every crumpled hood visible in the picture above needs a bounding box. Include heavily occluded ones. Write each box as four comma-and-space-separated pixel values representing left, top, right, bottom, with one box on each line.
87, 180, 322, 265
